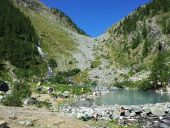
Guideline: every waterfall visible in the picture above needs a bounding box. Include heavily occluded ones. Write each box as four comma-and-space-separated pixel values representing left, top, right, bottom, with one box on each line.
46, 66, 54, 79
37, 46, 46, 58
37, 44, 55, 79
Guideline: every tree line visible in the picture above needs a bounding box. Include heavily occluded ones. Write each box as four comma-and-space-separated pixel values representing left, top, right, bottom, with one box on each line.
0, 0, 39, 68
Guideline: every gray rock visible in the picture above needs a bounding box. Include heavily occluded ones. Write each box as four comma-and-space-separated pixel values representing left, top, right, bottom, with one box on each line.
151, 107, 165, 116
125, 110, 130, 117
140, 112, 147, 118
18, 121, 26, 125
130, 111, 136, 117
143, 106, 151, 113
0, 95, 4, 101
18, 120, 33, 126
160, 123, 170, 128
0, 120, 8, 128
25, 120, 33, 126
23, 99, 30, 106
161, 118, 170, 124
0, 91, 4, 95
77, 113, 84, 119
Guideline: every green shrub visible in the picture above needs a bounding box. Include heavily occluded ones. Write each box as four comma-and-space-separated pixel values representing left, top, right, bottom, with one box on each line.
52, 84, 91, 95
36, 101, 52, 109
2, 94, 22, 107
0, 0, 40, 69
91, 57, 101, 69
12, 82, 31, 99
49, 68, 81, 84
2, 82, 31, 107
138, 79, 153, 91
131, 34, 141, 49
48, 59, 58, 68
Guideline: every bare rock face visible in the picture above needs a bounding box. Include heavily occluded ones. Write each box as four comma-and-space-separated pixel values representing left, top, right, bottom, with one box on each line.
16, 0, 43, 11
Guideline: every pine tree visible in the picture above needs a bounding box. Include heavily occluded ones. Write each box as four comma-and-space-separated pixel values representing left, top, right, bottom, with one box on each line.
142, 38, 151, 58
150, 51, 170, 89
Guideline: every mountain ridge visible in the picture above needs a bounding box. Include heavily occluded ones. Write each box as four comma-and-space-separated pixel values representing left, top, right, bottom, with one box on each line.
0, 0, 169, 88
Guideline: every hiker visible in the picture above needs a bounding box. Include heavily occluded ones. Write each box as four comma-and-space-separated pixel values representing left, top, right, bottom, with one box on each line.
92, 112, 98, 121
120, 107, 125, 117
48, 87, 53, 94
93, 90, 97, 96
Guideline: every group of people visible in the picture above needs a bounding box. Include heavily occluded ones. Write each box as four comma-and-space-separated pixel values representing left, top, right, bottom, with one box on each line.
93, 90, 102, 96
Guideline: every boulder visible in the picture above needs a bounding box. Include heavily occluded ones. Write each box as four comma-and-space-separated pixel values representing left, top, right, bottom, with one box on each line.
143, 105, 151, 113
159, 123, 170, 128
18, 120, 33, 126
112, 109, 121, 119
23, 98, 37, 106
77, 113, 84, 119
140, 112, 147, 118
18, 121, 26, 125
0, 91, 4, 95
151, 107, 165, 116
63, 91, 70, 98
130, 111, 136, 117
125, 110, 130, 117
0, 81, 9, 92
0, 120, 8, 128
25, 120, 33, 126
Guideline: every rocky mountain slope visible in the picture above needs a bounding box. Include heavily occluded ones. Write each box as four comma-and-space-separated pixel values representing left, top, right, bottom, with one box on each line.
87, 0, 170, 86
0, 0, 169, 87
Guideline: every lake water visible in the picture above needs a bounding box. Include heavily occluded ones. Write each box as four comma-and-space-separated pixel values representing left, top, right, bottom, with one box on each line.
73, 90, 170, 106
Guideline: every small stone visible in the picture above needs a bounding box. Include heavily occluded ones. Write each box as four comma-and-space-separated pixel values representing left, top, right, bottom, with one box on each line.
18, 121, 26, 125
25, 120, 33, 126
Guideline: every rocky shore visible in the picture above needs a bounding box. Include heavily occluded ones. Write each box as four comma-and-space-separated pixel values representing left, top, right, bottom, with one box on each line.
61, 102, 170, 128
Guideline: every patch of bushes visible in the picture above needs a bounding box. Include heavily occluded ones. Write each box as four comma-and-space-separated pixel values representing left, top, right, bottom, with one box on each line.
131, 33, 141, 49
49, 68, 81, 84
52, 84, 91, 95
2, 93, 22, 107
113, 79, 151, 90
114, 0, 170, 35
91, 57, 101, 68
48, 59, 58, 69
2, 82, 31, 107
138, 79, 153, 91
0, 0, 40, 69
36, 101, 52, 109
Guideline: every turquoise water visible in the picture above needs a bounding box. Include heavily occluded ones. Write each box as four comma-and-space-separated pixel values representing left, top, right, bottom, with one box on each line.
73, 90, 170, 106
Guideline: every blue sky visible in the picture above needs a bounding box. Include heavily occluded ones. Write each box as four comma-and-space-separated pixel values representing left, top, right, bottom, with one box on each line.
40, 0, 150, 37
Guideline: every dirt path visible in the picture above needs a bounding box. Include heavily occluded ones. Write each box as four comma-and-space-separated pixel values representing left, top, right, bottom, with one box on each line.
0, 105, 91, 128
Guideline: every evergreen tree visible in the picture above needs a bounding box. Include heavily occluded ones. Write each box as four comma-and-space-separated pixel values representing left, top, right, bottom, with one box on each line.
131, 33, 141, 49
0, 0, 40, 68
142, 38, 151, 57
150, 51, 170, 89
